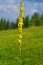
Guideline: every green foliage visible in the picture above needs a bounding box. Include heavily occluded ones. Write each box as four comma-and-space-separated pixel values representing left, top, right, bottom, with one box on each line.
40, 14, 43, 26
5, 20, 10, 29
0, 12, 43, 30
23, 15, 30, 28
16, 18, 19, 28
10, 22, 16, 29
30, 12, 40, 26
0, 26, 43, 65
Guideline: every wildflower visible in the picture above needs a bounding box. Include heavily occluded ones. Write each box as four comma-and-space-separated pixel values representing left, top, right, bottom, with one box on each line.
18, 0, 24, 45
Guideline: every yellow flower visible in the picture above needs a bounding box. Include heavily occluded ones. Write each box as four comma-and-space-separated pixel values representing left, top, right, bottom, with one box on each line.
22, 13, 24, 17
18, 28, 22, 33
18, 39, 21, 44
18, 22, 23, 27
19, 18, 23, 22
18, 34, 22, 39
18, 0, 24, 45
20, 6, 23, 11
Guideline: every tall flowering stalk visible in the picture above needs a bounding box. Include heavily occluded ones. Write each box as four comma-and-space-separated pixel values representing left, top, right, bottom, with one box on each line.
18, 0, 24, 53
18, 0, 24, 64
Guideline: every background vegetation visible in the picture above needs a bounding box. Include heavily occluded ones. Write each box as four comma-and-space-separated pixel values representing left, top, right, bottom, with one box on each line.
0, 12, 43, 65
0, 12, 43, 30
0, 26, 43, 65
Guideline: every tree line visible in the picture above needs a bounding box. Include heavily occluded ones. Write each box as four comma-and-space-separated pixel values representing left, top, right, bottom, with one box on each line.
0, 12, 43, 30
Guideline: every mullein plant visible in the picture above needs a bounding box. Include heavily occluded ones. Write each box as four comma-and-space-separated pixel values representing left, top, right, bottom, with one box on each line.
18, 0, 24, 53
18, 0, 24, 64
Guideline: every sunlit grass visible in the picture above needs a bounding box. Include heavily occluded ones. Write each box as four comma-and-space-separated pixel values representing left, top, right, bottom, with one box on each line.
0, 26, 43, 65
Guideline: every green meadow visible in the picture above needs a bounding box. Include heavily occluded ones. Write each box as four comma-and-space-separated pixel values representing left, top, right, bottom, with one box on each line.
0, 26, 43, 65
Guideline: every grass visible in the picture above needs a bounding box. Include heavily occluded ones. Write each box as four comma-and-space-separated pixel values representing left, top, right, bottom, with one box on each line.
0, 26, 43, 65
